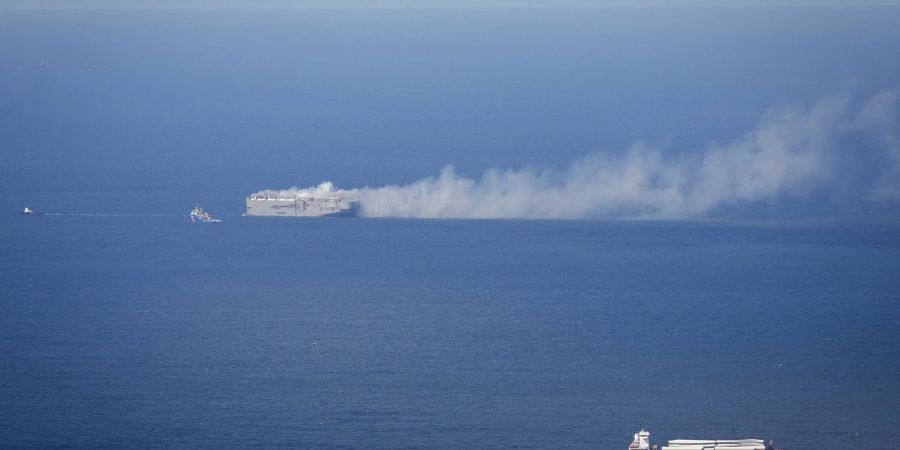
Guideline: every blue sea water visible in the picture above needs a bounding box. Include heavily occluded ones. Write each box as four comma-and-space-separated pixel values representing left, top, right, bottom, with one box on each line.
3, 6, 900, 449
2, 215, 899, 448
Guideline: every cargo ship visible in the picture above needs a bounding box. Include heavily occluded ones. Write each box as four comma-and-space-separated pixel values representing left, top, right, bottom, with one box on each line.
628, 429, 776, 450
245, 193, 359, 217
661, 439, 771, 450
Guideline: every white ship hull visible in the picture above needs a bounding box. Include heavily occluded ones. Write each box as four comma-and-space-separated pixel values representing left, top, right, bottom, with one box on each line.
245, 195, 359, 217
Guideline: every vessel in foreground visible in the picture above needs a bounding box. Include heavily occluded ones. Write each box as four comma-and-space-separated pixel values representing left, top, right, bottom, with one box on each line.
628, 429, 777, 450
21, 207, 34, 215
662, 439, 768, 450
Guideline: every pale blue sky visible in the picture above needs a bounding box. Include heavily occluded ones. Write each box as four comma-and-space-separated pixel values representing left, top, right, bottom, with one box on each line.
3, 0, 899, 9
1, 1, 899, 217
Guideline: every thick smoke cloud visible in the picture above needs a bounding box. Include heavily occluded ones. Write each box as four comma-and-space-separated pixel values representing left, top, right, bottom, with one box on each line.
255, 91, 899, 219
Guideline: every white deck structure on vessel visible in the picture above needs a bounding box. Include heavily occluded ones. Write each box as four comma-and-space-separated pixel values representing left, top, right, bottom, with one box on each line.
662, 439, 766, 450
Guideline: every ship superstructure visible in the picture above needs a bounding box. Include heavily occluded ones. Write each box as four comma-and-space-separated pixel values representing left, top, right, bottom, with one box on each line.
245, 193, 359, 217
629, 429, 650, 450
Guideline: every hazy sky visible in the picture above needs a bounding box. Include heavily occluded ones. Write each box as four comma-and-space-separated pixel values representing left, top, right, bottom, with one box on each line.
1, 1, 898, 217
3, 0, 900, 9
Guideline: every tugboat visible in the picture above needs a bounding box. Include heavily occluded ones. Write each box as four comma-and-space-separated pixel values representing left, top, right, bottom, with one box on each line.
190, 206, 222, 224
21, 207, 35, 215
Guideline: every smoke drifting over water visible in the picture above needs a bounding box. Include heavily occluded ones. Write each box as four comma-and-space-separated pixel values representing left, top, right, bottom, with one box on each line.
256, 91, 900, 219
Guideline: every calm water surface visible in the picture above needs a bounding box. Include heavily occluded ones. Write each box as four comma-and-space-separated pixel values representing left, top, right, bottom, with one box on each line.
2, 215, 898, 449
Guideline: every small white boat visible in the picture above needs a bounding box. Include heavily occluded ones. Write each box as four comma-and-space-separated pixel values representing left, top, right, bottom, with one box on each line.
21, 207, 34, 215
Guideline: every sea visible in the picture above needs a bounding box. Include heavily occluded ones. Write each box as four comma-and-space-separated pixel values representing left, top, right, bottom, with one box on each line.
3, 6, 900, 449
2, 214, 899, 448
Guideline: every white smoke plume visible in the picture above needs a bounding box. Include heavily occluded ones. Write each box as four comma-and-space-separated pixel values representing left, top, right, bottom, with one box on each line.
255, 91, 899, 219
254, 181, 342, 199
